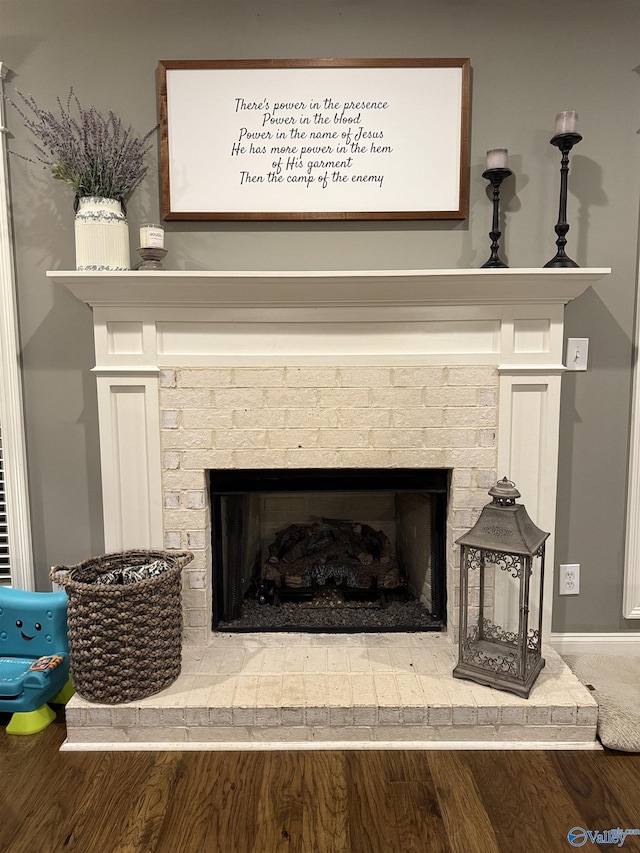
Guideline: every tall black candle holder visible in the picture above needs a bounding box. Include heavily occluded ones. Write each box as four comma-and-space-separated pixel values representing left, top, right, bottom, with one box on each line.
544, 131, 582, 268
481, 167, 513, 268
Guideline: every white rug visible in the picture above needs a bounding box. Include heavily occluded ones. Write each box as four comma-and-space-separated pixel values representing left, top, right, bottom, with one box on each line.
563, 654, 640, 752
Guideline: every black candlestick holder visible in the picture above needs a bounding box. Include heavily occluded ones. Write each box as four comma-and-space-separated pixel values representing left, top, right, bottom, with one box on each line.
544, 131, 582, 267
481, 167, 513, 268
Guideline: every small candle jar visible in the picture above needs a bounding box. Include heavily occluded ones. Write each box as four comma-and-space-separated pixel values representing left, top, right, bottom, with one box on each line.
486, 148, 508, 170
140, 223, 165, 249
555, 111, 578, 135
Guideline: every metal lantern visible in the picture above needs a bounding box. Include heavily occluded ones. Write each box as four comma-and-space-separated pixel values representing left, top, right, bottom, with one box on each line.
453, 477, 549, 698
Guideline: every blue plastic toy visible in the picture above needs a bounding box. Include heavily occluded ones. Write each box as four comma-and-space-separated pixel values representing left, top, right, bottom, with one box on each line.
0, 587, 73, 734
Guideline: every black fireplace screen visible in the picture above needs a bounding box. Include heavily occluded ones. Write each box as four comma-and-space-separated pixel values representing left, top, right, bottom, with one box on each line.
210, 468, 448, 633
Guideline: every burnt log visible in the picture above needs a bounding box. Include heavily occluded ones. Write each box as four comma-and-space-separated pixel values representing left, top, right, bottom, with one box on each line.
268, 523, 305, 562
262, 518, 401, 590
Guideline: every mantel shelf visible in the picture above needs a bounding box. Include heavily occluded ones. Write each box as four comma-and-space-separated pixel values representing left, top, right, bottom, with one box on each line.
49, 267, 610, 309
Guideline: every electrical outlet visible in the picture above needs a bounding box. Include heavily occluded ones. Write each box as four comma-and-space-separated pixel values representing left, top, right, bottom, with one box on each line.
566, 338, 589, 371
559, 563, 580, 595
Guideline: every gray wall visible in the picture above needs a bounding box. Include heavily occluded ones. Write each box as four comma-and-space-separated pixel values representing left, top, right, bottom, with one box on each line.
3, 0, 639, 632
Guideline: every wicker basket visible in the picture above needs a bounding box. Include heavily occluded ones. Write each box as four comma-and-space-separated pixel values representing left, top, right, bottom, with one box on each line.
50, 549, 193, 704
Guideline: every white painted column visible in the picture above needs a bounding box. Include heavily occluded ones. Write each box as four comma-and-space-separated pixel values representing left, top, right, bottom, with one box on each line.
496, 368, 564, 642
0, 62, 34, 588
95, 371, 164, 551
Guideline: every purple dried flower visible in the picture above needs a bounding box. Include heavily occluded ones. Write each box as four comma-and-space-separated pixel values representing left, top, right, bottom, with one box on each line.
7, 88, 157, 205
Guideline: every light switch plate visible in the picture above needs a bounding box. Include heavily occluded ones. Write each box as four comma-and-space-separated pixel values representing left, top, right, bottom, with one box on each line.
566, 338, 589, 371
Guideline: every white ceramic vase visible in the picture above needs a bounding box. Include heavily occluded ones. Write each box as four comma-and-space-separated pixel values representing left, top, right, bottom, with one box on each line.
74, 196, 130, 271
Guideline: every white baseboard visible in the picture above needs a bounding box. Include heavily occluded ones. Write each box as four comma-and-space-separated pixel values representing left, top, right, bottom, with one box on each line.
60, 740, 603, 752
551, 632, 640, 655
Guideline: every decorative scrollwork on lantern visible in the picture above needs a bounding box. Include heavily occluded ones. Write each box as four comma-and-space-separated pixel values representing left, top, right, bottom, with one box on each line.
460, 635, 519, 677
527, 627, 541, 653
481, 618, 523, 648
482, 523, 513, 540
465, 547, 483, 572
525, 649, 544, 676
466, 548, 530, 580
484, 551, 523, 579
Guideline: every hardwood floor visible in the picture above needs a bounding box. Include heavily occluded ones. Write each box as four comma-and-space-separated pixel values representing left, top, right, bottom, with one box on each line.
2, 713, 640, 853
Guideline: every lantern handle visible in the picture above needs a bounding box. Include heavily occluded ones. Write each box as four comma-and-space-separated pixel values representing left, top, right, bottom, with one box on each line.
488, 477, 521, 504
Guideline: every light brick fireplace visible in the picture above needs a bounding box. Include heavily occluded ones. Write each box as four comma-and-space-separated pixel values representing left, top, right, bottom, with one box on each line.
54, 267, 607, 748
160, 361, 499, 637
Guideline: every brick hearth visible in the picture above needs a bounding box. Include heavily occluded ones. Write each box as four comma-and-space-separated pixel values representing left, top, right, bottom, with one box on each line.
63, 634, 598, 750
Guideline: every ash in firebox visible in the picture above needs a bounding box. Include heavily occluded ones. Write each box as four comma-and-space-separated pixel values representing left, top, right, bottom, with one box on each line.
218, 589, 441, 632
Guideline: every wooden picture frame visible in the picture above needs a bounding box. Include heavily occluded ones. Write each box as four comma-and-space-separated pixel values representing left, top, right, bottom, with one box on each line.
158, 58, 471, 221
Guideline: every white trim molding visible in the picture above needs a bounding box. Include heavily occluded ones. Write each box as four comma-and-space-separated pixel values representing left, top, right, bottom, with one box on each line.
624, 262, 640, 617
60, 739, 603, 753
551, 632, 640, 656
0, 62, 34, 589
497, 371, 563, 642
95, 372, 163, 552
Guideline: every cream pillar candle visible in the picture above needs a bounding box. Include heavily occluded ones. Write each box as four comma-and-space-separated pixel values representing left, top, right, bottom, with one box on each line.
140, 224, 165, 249
486, 148, 508, 170
555, 111, 578, 134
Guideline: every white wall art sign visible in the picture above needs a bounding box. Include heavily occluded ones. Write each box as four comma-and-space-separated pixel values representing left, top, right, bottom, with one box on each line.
159, 59, 470, 221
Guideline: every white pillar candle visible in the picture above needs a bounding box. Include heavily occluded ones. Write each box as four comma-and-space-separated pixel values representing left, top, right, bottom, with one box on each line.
555, 111, 578, 134
486, 148, 508, 170
140, 224, 165, 249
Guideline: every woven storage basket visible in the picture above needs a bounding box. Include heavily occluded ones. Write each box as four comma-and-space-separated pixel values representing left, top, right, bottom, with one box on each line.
50, 549, 193, 704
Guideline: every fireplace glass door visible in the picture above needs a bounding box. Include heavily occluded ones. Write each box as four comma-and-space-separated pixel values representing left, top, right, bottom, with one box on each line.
210, 468, 448, 633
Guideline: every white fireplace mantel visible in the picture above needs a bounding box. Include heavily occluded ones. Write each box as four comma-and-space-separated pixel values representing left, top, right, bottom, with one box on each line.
51, 267, 610, 642
51, 267, 606, 309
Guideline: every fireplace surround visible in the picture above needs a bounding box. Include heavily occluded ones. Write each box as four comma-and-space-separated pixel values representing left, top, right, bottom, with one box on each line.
53, 267, 610, 646
53, 267, 610, 749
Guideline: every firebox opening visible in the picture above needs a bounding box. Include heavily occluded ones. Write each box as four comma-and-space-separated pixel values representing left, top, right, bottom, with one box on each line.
210, 468, 449, 633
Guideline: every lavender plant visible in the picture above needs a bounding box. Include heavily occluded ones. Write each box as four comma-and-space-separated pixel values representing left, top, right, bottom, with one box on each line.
8, 88, 157, 208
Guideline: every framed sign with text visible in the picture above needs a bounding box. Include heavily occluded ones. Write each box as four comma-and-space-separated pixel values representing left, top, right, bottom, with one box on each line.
158, 58, 470, 221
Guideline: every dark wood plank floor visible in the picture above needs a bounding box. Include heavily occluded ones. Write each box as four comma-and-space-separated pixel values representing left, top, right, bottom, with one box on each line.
2, 713, 640, 853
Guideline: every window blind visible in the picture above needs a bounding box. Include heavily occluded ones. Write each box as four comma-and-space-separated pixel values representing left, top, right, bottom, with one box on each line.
0, 425, 11, 585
